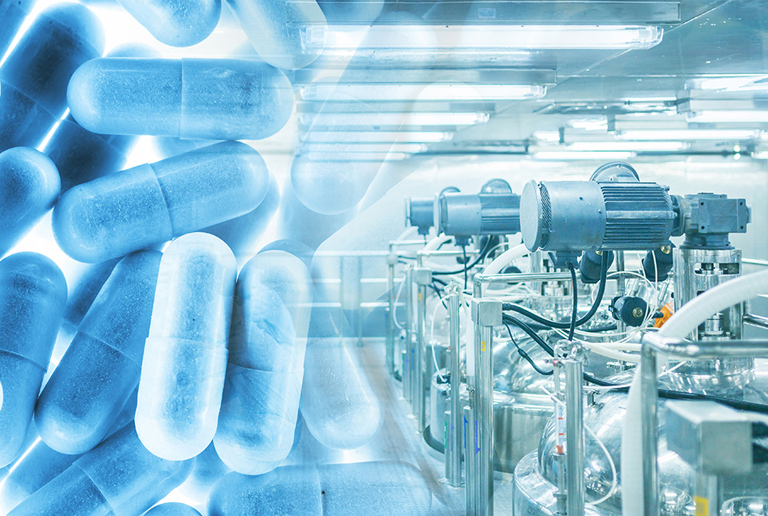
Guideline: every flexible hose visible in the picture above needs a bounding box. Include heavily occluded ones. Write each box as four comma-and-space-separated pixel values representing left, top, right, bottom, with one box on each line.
481, 243, 528, 276
622, 269, 768, 516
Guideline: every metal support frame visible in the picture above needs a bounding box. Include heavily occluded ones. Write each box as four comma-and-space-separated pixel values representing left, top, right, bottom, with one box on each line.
404, 265, 414, 403
471, 298, 502, 516
557, 342, 586, 516
413, 267, 432, 430
446, 282, 463, 487
640, 332, 768, 516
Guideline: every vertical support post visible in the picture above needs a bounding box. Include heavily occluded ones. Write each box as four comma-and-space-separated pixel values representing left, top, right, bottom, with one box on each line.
414, 267, 432, 430
386, 249, 397, 376
464, 403, 476, 516
404, 266, 413, 403
563, 343, 585, 516
694, 473, 719, 516
641, 344, 660, 516
615, 251, 626, 335
471, 298, 502, 516
446, 283, 462, 487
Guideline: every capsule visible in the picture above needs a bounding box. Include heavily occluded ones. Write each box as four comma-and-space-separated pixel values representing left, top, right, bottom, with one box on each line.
214, 250, 313, 474
61, 259, 120, 333
136, 233, 236, 461
35, 251, 162, 455
299, 281, 382, 450
0, 388, 139, 513
0, 148, 61, 257
202, 174, 280, 260
52, 141, 269, 263
0, 0, 36, 58
0, 253, 66, 468
8, 423, 194, 516
68, 58, 294, 141
226, 0, 325, 70
0, 3, 104, 152
44, 44, 160, 193
145, 503, 202, 516
115, 0, 220, 47
209, 462, 432, 516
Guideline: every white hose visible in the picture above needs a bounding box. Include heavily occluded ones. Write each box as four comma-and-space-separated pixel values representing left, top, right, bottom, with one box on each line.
481, 244, 528, 276
621, 269, 768, 516
423, 234, 452, 252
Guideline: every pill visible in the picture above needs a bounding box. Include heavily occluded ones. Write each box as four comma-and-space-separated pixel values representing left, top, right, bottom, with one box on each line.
115, 0, 220, 47
202, 174, 280, 260
208, 461, 432, 516
0, 3, 104, 151
300, 282, 382, 450
214, 250, 313, 474
0, 0, 36, 58
225, 0, 326, 70
136, 233, 236, 461
0, 148, 60, 258
44, 44, 160, 193
52, 141, 269, 263
144, 503, 202, 516
61, 259, 120, 334
35, 251, 161, 455
8, 423, 194, 516
0, 253, 66, 468
68, 58, 294, 141
0, 388, 139, 513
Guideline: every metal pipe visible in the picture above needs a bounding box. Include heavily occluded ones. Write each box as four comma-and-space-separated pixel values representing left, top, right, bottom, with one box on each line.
642, 332, 768, 359
476, 324, 494, 516
415, 274, 429, 429
640, 343, 660, 516
404, 266, 413, 403
386, 252, 396, 376
447, 283, 463, 487
745, 312, 768, 330
475, 271, 572, 286
615, 251, 626, 335
564, 348, 585, 516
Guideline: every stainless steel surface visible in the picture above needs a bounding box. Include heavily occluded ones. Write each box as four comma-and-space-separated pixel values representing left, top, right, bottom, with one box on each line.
447, 283, 463, 487
386, 255, 396, 376
564, 347, 586, 516
745, 313, 768, 331
415, 267, 432, 431
464, 402, 477, 516
405, 266, 414, 404
642, 339, 661, 516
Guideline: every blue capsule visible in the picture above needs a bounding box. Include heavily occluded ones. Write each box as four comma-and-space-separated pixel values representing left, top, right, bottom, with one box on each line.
202, 174, 280, 260
0, 0, 36, 58
226, 0, 326, 70
44, 44, 160, 193
0, 253, 66, 468
115, 0, 220, 47
8, 423, 194, 516
35, 251, 162, 455
0, 148, 60, 258
214, 250, 313, 474
144, 503, 202, 516
300, 283, 382, 450
68, 58, 294, 141
52, 141, 270, 263
136, 233, 236, 461
0, 3, 104, 151
61, 259, 120, 334
208, 462, 433, 516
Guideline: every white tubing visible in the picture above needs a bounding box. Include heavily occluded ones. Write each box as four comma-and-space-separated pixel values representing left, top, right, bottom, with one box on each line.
481, 244, 528, 276
622, 269, 768, 516
423, 234, 452, 252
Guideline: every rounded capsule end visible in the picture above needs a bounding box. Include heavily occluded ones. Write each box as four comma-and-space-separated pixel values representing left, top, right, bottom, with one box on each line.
153, 0, 222, 47
52, 185, 107, 263
42, 3, 106, 56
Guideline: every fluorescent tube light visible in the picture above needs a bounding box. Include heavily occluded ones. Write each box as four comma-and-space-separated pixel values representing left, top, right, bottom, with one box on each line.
687, 111, 768, 123
533, 151, 636, 161
687, 76, 768, 92
299, 112, 490, 127
303, 152, 409, 161
303, 143, 426, 153
616, 129, 763, 141
567, 141, 689, 151
314, 25, 663, 53
301, 131, 453, 143
300, 84, 546, 101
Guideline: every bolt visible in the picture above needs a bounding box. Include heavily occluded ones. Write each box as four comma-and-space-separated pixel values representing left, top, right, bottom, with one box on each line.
632, 307, 644, 319
661, 245, 671, 254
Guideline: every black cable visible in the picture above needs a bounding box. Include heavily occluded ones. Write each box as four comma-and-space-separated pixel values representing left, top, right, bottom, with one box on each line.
430, 283, 447, 309
433, 237, 493, 277
503, 314, 554, 356
502, 252, 609, 329
462, 245, 468, 290
432, 277, 449, 287
567, 262, 578, 341
504, 322, 553, 375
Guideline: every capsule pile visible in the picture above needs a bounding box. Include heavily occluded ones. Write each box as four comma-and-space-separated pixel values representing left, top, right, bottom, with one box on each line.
0, 0, 432, 514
